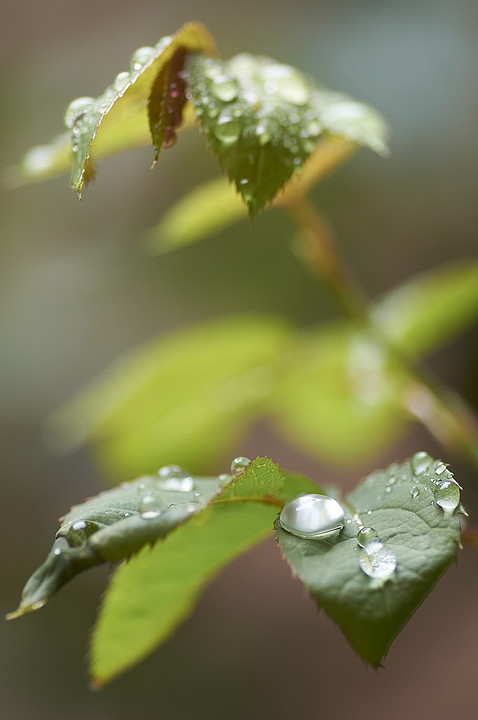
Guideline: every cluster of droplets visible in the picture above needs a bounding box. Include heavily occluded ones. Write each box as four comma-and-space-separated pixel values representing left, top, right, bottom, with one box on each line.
188, 53, 324, 196
63, 35, 175, 157
409, 452, 463, 513
138, 464, 200, 520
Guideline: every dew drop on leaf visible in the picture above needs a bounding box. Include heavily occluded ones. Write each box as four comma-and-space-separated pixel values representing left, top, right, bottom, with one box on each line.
64, 97, 96, 129
211, 74, 239, 102
113, 71, 131, 94
356, 526, 379, 548
214, 115, 241, 144
129, 46, 156, 73
230, 457, 251, 473
260, 64, 311, 105
359, 541, 397, 580
410, 486, 420, 499
140, 491, 168, 519
279, 494, 345, 539
434, 480, 461, 512
411, 451, 433, 475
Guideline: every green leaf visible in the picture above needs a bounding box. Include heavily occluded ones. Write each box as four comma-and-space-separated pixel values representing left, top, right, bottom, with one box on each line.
66, 23, 217, 196
276, 454, 463, 666
90, 457, 318, 685
47, 316, 292, 480
269, 324, 407, 466
148, 138, 357, 253
6, 470, 225, 619
188, 54, 387, 216
373, 261, 478, 356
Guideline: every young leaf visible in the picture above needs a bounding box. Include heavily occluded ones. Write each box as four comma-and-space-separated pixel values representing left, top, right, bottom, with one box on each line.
269, 323, 407, 465
90, 458, 319, 685
46, 316, 292, 479
276, 454, 463, 666
64, 22, 217, 196
148, 138, 357, 253
188, 54, 387, 216
6, 469, 224, 619
373, 261, 478, 356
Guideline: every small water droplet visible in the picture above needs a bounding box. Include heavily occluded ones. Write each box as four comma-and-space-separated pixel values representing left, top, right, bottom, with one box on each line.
206, 102, 219, 118
434, 480, 461, 512
410, 486, 420, 499
411, 451, 433, 475
124, 512, 131, 517
203, 60, 222, 79
356, 526, 379, 548
140, 491, 168, 519
130, 46, 156, 72
385, 486, 392, 494
306, 119, 322, 136
230, 457, 251, 473
214, 115, 240, 144
113, 71, 131, 94
211, 74, 239, 102
359, 541, 397, 579
218, 473, 232, 483
279, 494, 345, 539
72, 520, 87, 531
435, 462, 447, 475
367, 510, 372, 515
64, 97, 96, 128
53, 548, 62, 556
155, 36, 173, 52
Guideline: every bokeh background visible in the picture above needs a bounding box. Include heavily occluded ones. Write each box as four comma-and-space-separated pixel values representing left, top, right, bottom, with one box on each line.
1, 0, 478, 718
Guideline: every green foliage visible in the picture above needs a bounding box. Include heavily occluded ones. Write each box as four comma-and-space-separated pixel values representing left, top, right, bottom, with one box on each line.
90, 458, 317, 684
276, 454, 463, 666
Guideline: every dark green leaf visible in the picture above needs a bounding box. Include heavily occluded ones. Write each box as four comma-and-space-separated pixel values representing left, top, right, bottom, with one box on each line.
148, 138, 357, 253
47, 316, 292, 480
6, 470, 225, 619
188, 54, 387, 216
90, 458, 319, 684
276, 454, 463, 666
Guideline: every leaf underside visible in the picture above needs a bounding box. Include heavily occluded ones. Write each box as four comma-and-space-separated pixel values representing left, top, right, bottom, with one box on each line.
276, 455, 463, 666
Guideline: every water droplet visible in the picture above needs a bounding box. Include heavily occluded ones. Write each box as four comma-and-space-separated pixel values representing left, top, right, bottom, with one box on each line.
435, 462, 447, 475
411, 451, 433, 475
158, 465, 188, 479
157, 476, 195, 492
306, 119, 322, 136
261, 63, 310, 105
214, 115, 240, 144
140, 491, 168, 519
230, 457, 251, 473
129, 46, 156, 72
155, 36, 173, 52
31, 600, 47, 611
385, 486, 392, 493
203, 60, 222, 79
356, 526, 379, 548
434, 480, 461, 512
218, 473, 232, 483
211, 74, 239, 102
72, 520, 87, 531
64, 97, 96, 128
53, 548, 62, 556
206, 103, 219, 119
113, 71, 131, 94
279, 494, 345, 539
359, 541, 397, 580
410, 486, 420, 499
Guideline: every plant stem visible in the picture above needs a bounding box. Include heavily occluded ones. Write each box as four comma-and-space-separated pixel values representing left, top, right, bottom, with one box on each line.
287, 195, 478, 472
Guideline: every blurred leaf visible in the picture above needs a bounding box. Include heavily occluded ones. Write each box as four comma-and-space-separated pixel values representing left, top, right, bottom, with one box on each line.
47, 316, 292, 480
373, 261, 478, 356
269, 324, 407, 466
66, 23, 217, 196
90, 457, 319, 685
148, 138, 356, 253
276, 454, 463, 666
189, 54, 387, 216
6, 470, 224, 619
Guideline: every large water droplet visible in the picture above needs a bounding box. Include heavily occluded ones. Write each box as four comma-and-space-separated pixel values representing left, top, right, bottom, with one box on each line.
214, 115, 240, 144
64, 97, 96, 128
140, 491, 168, 519
113, 71, 131, 94
411, 451, 433, 475
158, 476, 195, 492
230, 457, 251, 473
211, 74, 239, 102
356, 526, 379, 548
434, 480, 461, 512
359, 541, 397, 580
261, 64, 310, 105
130, 46, 156, 72
279, 494, 345, 539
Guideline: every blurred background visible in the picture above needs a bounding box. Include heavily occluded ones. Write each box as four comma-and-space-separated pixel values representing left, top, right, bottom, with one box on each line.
1, 0, 478, 718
